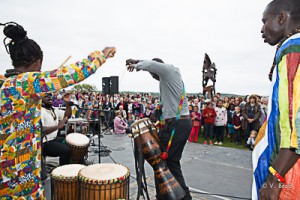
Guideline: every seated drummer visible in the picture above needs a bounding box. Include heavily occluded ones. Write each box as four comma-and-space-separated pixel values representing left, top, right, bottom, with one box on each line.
41, 92, 72, 165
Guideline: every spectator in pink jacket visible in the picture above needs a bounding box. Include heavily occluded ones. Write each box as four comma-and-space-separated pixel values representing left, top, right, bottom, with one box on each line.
114, 110, 129, 134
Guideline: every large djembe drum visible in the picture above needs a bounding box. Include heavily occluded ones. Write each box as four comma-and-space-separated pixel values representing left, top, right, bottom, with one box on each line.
51, 164, 86, 200
78, 163, 130, 200
131, 118, 186, 200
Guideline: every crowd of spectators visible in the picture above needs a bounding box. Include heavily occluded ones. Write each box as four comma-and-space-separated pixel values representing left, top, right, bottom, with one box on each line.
51, 90, 267, 149
187, 92, 266, 149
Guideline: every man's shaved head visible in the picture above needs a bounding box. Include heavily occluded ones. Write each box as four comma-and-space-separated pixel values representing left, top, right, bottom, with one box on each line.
267, 0, 300, 22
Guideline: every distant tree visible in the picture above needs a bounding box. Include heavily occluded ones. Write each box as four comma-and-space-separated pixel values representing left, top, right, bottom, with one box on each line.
72, 84, 97, 93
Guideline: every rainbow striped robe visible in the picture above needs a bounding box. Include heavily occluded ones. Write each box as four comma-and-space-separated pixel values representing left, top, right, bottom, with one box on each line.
252, 33, 300, 200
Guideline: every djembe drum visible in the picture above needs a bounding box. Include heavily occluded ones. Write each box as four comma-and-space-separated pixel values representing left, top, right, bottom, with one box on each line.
131, 118, 186, 200
51, 164, 86, 200
78, 163, 130, 200
66, 133, 90, 164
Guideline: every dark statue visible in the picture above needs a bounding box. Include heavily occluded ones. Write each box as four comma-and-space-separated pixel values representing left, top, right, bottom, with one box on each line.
202, 53, 217, 99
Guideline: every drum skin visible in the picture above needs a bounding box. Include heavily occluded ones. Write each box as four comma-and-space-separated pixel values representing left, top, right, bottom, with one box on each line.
132, 118, 186, 200
78, 163, 130, 200
51, 164, 85, 200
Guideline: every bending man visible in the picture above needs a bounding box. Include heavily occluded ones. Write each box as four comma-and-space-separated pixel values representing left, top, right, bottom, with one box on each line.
127, 58, 192, 200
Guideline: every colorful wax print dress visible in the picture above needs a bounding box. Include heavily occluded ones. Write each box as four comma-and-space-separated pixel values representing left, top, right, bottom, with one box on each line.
0, 51, 106, 199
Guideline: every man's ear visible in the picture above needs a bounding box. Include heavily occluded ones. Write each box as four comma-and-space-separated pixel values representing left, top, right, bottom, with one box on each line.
277, 10, 288, 25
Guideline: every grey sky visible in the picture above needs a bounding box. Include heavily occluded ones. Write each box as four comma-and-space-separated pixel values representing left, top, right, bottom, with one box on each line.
1, 0, 274, 96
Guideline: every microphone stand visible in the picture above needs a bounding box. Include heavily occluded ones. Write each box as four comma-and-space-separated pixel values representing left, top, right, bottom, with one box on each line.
82, 108, 106, 163
98, 108, 102, 163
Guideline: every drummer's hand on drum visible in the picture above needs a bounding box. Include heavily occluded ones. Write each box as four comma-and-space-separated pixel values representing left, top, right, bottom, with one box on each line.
102, 47, 116, 58
58, 117, 68, 129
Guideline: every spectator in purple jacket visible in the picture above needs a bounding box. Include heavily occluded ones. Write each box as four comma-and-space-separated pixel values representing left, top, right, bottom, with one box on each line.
52, 95, 64, 107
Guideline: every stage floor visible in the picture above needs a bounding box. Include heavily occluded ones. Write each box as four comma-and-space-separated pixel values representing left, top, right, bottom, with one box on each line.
44, 132, 252, 200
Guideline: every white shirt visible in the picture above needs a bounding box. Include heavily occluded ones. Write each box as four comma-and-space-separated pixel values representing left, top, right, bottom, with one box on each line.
214, 106, 228, 126
70, 97, 78, 106
128, 103, 133, 112
41, 107, 65, 142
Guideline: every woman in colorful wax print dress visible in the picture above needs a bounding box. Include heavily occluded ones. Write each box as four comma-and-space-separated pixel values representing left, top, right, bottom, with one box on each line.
0, 22, 116, 199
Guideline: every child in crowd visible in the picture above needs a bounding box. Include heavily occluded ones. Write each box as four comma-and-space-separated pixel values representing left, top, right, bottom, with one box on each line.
188, 104, 193, 142
200, 101, 207, 138
233, 106, 243, 145
202, 102, 216, 145
188, 105, 193, 114
227, 103, 236, 142
246, 130, 257, 151
127, 116, 135, 127
144, 108, 152, 118
189, 106, 201, 143
127, 111, 135, 121
152, 104, 164, 131
214, 99, 227, 145
132, 98, 142, 120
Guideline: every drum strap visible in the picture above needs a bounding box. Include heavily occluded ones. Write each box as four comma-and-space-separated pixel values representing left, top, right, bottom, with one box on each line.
163, 82, 186, 159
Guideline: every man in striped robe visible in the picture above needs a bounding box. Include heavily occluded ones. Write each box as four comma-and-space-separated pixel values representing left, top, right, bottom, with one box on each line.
253, 0, 300, 199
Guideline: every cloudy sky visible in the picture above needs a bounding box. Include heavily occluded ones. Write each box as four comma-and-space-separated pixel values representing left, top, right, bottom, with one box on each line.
1, 0, 275, 96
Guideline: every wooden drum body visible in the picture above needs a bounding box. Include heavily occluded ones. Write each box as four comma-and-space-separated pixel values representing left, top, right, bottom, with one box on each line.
131, 118, 186, 200
78, 163, 130, 200
51, 164, 85, 200
66, 133, 90, 164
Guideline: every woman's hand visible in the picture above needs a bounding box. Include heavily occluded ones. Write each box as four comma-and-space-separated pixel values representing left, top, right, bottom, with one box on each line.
102, 47, 116, 58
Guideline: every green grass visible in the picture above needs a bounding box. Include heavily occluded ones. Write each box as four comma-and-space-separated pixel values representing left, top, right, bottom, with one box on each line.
193, 127, 248, 150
